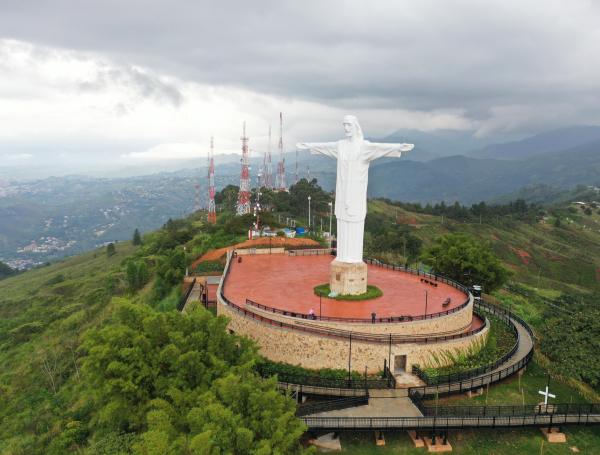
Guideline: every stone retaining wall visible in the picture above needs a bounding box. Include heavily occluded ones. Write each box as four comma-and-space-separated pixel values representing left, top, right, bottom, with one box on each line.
246, 298, 474, 336
218, 296, 488, 374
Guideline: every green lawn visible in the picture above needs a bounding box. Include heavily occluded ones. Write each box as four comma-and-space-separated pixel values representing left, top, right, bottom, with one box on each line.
432, 360, 591, 407
339, 427, 600, 454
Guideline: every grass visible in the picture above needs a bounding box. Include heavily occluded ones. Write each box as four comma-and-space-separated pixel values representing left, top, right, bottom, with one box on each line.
338, 427, 600, 454
423, 314, 517, 379
431, 360, 590, 407
313, 283, 383, 301
0, 241, 137, 450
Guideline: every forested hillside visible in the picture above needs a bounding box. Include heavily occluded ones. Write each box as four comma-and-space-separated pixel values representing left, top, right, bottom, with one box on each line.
365, 197, 600, 393
1, 179, 599, 453
0, 212, 309, 454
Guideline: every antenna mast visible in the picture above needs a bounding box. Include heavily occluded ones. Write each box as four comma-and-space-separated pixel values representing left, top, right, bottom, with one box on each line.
207, 136, 216, 224
236, 122, 251, 215
265, 125, 273, 189
276, 112, 286, 191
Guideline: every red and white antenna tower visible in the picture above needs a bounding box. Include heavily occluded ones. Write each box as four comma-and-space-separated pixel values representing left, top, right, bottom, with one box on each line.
264, 125, 273, 189
207, 136, 217, 224
236, 122, 251, 215
276, 112, 287, 191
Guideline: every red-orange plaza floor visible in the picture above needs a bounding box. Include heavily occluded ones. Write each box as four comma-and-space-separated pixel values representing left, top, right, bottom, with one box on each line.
223, 254, 470, 320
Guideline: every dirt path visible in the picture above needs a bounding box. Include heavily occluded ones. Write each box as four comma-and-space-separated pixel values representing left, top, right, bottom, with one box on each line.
191, 237, 320, 268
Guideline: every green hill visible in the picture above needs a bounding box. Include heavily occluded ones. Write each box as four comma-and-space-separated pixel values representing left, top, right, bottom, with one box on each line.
1, 186, 599, 453
0, 242, 136, 452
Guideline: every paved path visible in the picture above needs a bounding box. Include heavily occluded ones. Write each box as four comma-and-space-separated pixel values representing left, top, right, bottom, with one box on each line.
412, 305, 534, 396
301, 413, 600, 430
182, 280, 203, 313
309, 391, 423, 419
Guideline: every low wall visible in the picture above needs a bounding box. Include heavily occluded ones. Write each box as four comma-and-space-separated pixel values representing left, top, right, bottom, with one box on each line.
235, 247, 285, 255
246, 298, 475, 336
218, 295, 488, 374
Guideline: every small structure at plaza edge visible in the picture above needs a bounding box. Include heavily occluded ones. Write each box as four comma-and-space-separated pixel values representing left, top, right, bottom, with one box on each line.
216, 116, 487, 378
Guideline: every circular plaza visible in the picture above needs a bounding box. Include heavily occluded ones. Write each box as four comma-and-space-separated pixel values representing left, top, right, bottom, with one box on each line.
217, 249, 487, 377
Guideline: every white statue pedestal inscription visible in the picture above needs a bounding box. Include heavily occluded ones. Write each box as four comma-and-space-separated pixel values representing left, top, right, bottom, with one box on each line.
297, 116, 414, 295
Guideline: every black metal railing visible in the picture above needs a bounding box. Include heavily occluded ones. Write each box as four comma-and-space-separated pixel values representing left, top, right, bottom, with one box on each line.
364, 257, 471, 296
257, 365, 394, 390
408, 346, 534, 398
287, 248, 332, 256
177, 278, 196, 311
416, 401, 600, 418
412, 301, 520, 385
383, 364, 396, 389
300, 411, 600, 430
245, 296, 471, 324
296, 395, 369, 417
224, 293, 487, 345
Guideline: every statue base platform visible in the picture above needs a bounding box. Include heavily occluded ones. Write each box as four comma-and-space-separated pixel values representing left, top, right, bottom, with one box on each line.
330, 260, 367, 295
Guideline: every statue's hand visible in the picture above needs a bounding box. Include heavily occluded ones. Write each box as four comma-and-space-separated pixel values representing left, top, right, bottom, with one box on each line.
296, 142, 308, 150
400, 143, 415, 152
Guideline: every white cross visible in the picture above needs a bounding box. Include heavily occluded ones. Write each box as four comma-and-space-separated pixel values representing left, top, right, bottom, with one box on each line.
538, 385, 556, 405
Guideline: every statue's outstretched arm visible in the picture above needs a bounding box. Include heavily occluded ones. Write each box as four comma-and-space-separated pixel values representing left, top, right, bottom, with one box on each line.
296, 142, 338, 159
365, 142, 414, 160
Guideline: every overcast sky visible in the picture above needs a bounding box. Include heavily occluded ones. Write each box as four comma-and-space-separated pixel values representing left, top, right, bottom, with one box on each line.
1, 0, 599, 175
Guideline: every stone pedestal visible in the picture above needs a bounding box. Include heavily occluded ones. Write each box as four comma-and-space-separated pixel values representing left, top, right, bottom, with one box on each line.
407, 431, 425, 448
424, 436, 453, 452
330, 260, 367, 295
374, 430, 385, 446
308, 433, 342, 451
539, 427, 567, 443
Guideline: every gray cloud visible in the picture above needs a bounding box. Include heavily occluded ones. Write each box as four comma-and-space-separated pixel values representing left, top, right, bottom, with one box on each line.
0, 0, 599, 139
78, 66, 183, 107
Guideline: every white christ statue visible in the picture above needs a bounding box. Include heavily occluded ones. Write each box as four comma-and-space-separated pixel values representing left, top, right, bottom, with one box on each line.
296, 115, 414, 266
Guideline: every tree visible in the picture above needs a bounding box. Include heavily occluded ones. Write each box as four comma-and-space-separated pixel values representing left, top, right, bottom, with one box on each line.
133, 228, 143, 246
214, 185, 239, 212
541, 294, 600, 390
421, 233, 511, 292
79, 300, 309, 453
106, 243, 116, 257
0, 261, 16, 280
126, 261, 150, 292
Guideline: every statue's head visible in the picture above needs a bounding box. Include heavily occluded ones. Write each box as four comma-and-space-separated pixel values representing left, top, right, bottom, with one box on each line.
342, 115, 363, 141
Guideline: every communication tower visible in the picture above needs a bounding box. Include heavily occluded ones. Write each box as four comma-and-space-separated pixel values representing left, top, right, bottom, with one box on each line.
276, 112, 287, 191
207, 136, 217, 224
236, 122, 251, 215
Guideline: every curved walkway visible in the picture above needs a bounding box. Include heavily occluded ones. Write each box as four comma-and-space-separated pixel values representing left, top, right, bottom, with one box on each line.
301, 413, 600, 430
301, 303, 536, 425
409, 303, 534, 397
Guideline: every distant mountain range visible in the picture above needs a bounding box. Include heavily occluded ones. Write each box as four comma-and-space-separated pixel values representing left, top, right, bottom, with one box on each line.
467, 125, 600, 160
1, 125, 600, 265
369, 138, 600, 204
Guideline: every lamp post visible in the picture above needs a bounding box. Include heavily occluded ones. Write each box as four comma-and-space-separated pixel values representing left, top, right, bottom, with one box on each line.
308, 195, 311, 228
183, 246, 188, 277
328, 201, 333, 248
319, 294, 322, 318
